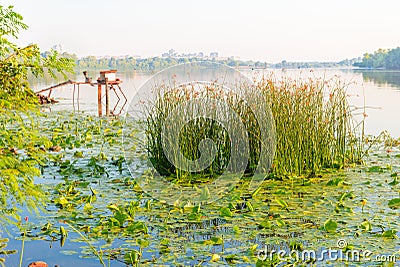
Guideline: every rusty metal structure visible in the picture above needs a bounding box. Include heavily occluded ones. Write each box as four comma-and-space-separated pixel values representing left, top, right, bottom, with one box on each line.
35, 70, 128, 116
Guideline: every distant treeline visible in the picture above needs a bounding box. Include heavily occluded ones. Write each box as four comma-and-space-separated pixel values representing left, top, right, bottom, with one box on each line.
51, 52, 355, 72
55, 53, 268, 71
354, 47, 400, 70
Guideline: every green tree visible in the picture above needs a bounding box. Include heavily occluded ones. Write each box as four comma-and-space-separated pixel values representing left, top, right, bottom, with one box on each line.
0, 5, 74, 228
0, 6, 74, 109
386, 47, 400, 69
355, 47, 400, 70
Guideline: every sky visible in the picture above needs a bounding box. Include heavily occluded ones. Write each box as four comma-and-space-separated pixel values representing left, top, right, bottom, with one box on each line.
3, 0, 400, 63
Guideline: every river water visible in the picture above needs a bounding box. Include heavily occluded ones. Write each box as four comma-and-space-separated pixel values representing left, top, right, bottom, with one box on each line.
33, 68, 400, 137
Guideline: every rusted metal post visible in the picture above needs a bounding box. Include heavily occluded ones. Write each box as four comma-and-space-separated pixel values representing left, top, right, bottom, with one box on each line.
98, 83, 102, 117
72, 84, 75, 111
77, 84, 80, 111
105, 78, 110, 116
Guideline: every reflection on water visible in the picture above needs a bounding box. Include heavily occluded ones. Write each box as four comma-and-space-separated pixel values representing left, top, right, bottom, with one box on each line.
356, 70, 400, 88
30, 68, 400, 137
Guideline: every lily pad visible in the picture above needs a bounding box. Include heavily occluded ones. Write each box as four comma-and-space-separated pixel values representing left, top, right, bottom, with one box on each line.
360, 220, 372, 232
220, 207, 233, 217
381, 229, 397, 239
388, 198, 400, 209
324, 219, 338, 233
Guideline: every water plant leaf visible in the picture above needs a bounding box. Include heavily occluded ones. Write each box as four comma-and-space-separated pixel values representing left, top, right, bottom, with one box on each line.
339, 191, 355, 202
388, 198, 400, 209
159, 238, 170, 254
324, 219, 338, 233
73, 151, 83, 158
137, 238, 150, 248
276, 219, 286, 228
145, 199, 151, 211
210, 254, 220, 262
327, 178, 344, 186
160, 238, 169, 246
90, 187, 97, 196
107, 204, 119, 212
360, 220, 372, 232
228, 203, 236, 210
258, 219, 272, 229
251, 186, 262, 198
289, 241, 303, 251
113, 210, 128, 226
188, 212, 201, 221
188, 204, 202, 220
275, 198, 288, 209
60, 226, 68, 237
367, 166, 384, 173
225, 254, 239, 264
60, 235, 66, 247
241, 256, 251, 264
210, 236, 223, 245
126, 222, 148, 235
83, 203, 93, 213
381, 230, 397, 239
220, 207, 233, 217
59, 250, 78, 256
192, 205, 201, 214
54, 196, 69, 208
246, 201, 254, 212
388, 177, 399, 186
123, 250, 140, 265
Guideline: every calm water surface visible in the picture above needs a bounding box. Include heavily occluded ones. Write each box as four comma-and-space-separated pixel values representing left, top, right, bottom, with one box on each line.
34, 68, 400, 137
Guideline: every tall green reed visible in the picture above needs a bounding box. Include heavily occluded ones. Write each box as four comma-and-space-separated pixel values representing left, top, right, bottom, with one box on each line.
260, 73, 361, 176
145, 74, 361, 180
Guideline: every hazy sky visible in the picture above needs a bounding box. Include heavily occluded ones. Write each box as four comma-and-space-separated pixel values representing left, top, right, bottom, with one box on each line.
4, 0, 400, 62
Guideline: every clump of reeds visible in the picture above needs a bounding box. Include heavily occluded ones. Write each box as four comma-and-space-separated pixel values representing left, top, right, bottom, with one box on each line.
145, 73, 361, 180
145, 82, 262, 180
259, 73, 360, 176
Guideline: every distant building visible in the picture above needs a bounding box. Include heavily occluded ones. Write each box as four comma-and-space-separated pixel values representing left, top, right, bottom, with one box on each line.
52, 44, 63, 53
161, 49, 225, 60
210, 52, 219, 59
168, 49, 176, 57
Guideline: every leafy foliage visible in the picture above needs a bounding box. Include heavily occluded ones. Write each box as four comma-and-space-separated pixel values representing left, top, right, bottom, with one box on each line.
0, 5, 74, 228
0, 5, 74, 109
355, 47, 400, 70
